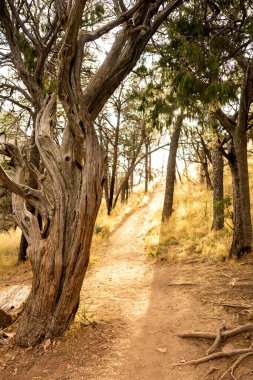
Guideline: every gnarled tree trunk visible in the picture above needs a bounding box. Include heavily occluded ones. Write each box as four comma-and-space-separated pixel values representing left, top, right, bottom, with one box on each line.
14, 99, 105, 346
0, 0, 185, 347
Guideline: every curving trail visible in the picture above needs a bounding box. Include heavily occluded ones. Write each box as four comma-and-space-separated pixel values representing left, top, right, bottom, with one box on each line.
1, 188, 253, 380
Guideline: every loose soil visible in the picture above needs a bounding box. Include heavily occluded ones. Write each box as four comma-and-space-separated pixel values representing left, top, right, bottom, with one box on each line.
0, 190, 253, 380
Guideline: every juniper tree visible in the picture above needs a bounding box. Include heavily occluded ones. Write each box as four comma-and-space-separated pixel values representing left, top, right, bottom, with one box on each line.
0, 0, 185, 347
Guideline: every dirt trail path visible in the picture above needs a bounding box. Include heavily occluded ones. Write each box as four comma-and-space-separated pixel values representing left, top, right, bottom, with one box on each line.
80, 190, 209, 380
1, 189, 253, 380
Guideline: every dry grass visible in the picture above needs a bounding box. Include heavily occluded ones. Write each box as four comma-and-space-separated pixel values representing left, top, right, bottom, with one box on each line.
144, 176, 234, 262
0, 228, 21, 267
0, 180, 159, 269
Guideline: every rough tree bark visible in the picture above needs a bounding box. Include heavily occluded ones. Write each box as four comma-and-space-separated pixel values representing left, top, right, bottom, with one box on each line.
215, 60, 253, 257
211, 145, 224, 230
18, 131, 41, 263
227, 146, 245, 257
162, 112, 183, 222
0, 0, 185, 346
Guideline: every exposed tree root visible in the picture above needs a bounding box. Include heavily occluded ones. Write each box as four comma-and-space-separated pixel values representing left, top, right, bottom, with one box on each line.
177, 323, 253, 340
218, 352, 253, 380
207, 320, 226, 355
174, 322, 253, 379
170, 346, 253, 367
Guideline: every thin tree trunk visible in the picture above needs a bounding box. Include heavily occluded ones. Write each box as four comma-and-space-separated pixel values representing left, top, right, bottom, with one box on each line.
145, 141, 149, 193
162, 113, 183, 222
148, 144, 152, 182
202, 161, 213, 190
176, 163, 182, 183
211, 146, 224, 230
108, 120, 120, 214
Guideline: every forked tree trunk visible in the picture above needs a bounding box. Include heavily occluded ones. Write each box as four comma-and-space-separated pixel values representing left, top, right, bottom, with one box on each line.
162, 113, 183, 222
211, 146, 224, 230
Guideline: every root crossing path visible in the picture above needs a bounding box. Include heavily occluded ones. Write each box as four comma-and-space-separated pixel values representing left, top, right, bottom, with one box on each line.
2, 189, 253, 380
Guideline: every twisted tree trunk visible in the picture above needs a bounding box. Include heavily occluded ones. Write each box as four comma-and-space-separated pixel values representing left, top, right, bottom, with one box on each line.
15, 99, 105, 346
0, 0, 185, 347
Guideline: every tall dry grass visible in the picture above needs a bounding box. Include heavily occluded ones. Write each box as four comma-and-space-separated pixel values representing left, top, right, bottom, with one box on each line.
144, 165, 237, 262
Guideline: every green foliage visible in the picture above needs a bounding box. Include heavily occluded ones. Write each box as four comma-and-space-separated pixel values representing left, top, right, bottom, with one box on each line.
156, 1, 249, 112
83, 3, 105, 27
175, 16, 210, 39
15, 30, 37, 73
214, 195, 232, 225
42, 77, 57, 95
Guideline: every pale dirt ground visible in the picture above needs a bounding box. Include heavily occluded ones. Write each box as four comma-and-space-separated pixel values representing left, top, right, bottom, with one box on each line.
0, 189, 253, 380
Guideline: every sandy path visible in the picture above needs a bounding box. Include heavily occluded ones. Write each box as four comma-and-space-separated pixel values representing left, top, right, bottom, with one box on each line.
80, 190, 210, 380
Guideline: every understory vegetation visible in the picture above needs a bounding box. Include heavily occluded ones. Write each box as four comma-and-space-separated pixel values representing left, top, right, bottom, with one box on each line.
145, 159, 253, 262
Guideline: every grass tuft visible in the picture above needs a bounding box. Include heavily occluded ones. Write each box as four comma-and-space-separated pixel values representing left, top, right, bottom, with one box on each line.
0, 228, 21, 267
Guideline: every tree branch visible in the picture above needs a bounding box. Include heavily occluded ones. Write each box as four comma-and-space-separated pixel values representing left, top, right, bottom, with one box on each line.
214, 108, 236, 134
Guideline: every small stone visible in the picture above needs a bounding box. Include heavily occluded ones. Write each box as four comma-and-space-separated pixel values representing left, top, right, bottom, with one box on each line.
156, 347, 168, 353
